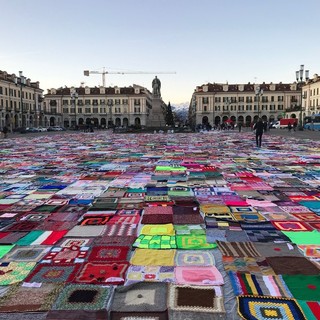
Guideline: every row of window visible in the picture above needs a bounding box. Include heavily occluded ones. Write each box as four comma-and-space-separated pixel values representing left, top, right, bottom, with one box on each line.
0, 99, 36, 110
61, 107, 142, 114
310, 88, 320, 96
202, 96, 289, 104
61, 98, 142, 106
0, 87, 36, 100
202, 105, 285, 112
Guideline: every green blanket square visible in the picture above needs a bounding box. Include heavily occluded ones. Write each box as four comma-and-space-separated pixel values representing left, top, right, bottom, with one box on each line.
282, 274, 320, 301
133, 235, 177, 249
176, 234, 217, 250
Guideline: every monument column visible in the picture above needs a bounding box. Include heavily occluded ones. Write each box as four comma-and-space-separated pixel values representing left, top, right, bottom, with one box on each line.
148, 76, 166, 128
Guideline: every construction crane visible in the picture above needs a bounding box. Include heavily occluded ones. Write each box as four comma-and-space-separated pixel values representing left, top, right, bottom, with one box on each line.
83, 67, 176, 87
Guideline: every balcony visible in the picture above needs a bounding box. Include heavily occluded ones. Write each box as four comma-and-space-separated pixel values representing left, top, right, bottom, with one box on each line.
285, 106, 301, 112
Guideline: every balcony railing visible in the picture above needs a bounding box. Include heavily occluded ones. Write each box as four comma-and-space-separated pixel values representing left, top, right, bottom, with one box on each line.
285, 106, 301, 112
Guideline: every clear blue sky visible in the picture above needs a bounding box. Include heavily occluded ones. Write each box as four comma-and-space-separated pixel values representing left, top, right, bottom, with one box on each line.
1, 0, 320, 104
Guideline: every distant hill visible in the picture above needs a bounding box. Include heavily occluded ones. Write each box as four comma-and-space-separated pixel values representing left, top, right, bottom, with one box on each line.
172, 102, 189, 122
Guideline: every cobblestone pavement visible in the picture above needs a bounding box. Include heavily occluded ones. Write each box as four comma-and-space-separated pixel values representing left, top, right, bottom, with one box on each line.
4, 128, 320, 140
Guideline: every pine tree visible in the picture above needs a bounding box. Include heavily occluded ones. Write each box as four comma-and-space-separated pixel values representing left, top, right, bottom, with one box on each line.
166, 102, 174, 126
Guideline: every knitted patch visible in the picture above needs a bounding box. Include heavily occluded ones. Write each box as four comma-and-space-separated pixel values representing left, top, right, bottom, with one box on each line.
307, 221, 320, 231
125, 265, 175, 285
133, 235, 177, 249
266, 256, 320, 275
130, 249, 176, 266
282, 275, 320, 301
75, 262, 129, 285
110, 282, 168, 312
272, 221, 313, 231
175, 250, 215, 267
42, 246, 89, 264
216, 241, 261, 257
25, 263, 81, 283
229, 272, 292, 297
4, 221, 39, 232
59, 237, 94, 248
237, 295, 306, 320
3, 245, 51, 262
103, 224, 137, 237
298, 245, 320, 258
93, 235, 136, 246
176, 235, 216, 250
175, 266, 224, 286
52, 284, 112, 310
0, 283, 63, 312
222, 257, 275, 275
173, 213, 204, 225
174, 224, 205, 235
245, 229, 291, 242
0, 261, 36, 285
168, 284, 225, 313
78, 215, 111, 225
88, 245, 129, 262
232, 212, 266, 222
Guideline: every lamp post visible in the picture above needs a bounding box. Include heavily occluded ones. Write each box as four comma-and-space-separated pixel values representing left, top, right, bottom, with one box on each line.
107, 99, 113, 128
70, 89, 78, 129
295, 64, 309, 130
14, 71, 26, 128
255, 85, 263, 119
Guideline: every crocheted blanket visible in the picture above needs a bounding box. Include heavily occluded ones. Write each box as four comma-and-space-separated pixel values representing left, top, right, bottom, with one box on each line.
175, 266, 224, 286
130, 249, 176, 266
125, 265, 175, 285
133, 235, 177, 249
176, 235, 217, 250
229, 271, 292, 297
237, 295, 306, 320
168, 284, 225, 314
110, 282, 168, 312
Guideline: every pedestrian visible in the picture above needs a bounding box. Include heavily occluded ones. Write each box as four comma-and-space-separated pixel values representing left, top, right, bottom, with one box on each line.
238, 122, 242, 132
288, 122, 292, 132
293, 122, 297, 131
253, 118, 264, 148
263, 121, 268, 132
2, 126, 8, 138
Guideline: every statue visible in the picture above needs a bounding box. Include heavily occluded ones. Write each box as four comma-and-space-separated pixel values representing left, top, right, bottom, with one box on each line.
152, 76, 161, 97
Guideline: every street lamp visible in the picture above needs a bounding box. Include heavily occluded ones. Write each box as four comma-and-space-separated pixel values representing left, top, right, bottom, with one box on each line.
255, 85, 263, 119
14, 71, 26, 128
295, 64, 309, 130
107, 99, 113, 128
70, 88, 78, 129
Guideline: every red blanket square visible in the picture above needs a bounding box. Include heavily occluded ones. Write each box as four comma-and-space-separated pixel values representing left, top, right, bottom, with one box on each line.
75, 262, 129, 285
88, 246, 129, 262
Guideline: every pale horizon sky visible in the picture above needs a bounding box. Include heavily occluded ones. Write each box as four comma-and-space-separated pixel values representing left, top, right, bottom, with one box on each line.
1, 0, 320, 104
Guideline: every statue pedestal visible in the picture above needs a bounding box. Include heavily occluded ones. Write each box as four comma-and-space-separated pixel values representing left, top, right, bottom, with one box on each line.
148, 98, 166, 128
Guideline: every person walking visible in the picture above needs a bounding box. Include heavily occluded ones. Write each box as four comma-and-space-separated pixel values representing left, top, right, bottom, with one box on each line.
288, 122, 292, 132
238, 122, 242, 132
2, 126, 8, 138
253, 118, 264, 148
293, 121, 297, 131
